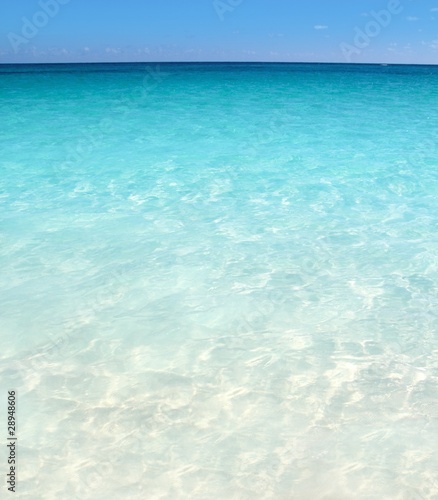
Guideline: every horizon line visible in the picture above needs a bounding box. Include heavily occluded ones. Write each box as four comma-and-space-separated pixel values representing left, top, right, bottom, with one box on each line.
1, 60, 437, 66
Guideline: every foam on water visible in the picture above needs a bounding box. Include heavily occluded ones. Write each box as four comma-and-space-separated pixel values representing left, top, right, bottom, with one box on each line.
0, 63, 437, 499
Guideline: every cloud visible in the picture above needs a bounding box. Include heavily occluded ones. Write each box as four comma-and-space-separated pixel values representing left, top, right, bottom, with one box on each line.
49, 47, 70, 56
431, 7, 438, 12
406, 16, 420, 21
136, 47, 150, 54
314, 25, 328, 30
420, 39, 438, 49
105, 47, 122, 54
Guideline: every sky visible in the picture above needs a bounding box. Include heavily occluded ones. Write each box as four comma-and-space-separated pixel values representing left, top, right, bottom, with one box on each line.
0, 0, 438, 64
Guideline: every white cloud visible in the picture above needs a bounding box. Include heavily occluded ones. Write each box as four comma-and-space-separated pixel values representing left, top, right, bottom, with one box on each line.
314, 25, 328, 30
406, 16, 420, 21
105, 47, 122, 54
136, 47, 150, 54
431, 7, 438, 12
49, 47, 69, 55
420, 39, 438, 49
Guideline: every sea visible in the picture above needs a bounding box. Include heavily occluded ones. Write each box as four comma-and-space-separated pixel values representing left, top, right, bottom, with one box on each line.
0, 62, 437, 499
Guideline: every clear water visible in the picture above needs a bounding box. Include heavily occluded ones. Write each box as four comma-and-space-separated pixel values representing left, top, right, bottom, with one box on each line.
0, 63, 437, 499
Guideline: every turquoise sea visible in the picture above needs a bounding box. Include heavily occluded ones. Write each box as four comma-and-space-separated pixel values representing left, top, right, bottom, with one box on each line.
0, 62, 437, 499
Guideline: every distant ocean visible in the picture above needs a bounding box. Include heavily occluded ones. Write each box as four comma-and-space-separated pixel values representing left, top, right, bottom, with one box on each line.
0, 62, 437, 499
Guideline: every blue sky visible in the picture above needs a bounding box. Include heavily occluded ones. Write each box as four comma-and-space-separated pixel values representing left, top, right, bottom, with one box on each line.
1, 0, 438, 64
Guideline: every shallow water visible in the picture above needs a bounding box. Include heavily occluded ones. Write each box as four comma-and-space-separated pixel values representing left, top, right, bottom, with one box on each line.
0, 62, 437, 499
